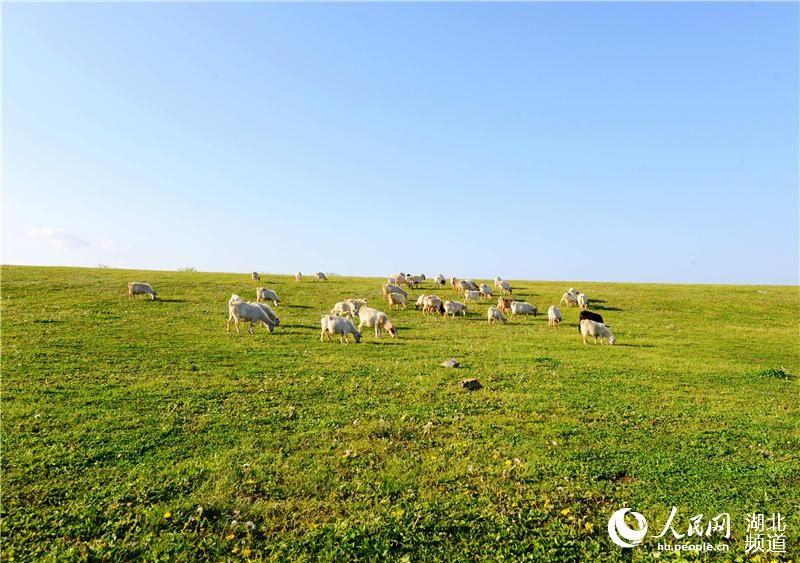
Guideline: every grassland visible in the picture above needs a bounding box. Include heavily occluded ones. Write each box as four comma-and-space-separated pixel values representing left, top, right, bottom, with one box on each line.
2, 265, 798, 561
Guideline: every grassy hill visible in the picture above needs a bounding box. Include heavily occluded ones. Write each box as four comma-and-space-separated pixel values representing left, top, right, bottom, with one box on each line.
2, 265, 798, 560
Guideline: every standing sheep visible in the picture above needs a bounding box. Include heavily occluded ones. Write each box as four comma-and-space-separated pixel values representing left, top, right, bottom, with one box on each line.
579, 319, 616, 345
422, 295, 444, 315
464, 290, 481, 302
331, 301, 358, 319
227, 294, 276, 335
128, 282, 157, 300
295, 272, 302, 282
494, 276, 503, 289
383, 284, 408, 300
547, 305, 561, 327
320, 315, 361, 344
315, 272, 327, 282
256, 287, 280, 307
487, 307, 507, 324
252, 272, 260, 282
479, 283, 493, 299
577, 293, 589, 310
499, 281, 512, 295
435, 274, 446, 288
357, 307, 398, 338
560, 292, 579, 307
443, 301, 467, 317
497, 297, 513, 314
450, 277, 459, 292
346, 298, 368, 313
510, 301, 538, 319
387, 293, 407, 310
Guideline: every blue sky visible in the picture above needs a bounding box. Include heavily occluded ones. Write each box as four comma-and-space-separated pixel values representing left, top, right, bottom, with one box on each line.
3, 2, 798, 284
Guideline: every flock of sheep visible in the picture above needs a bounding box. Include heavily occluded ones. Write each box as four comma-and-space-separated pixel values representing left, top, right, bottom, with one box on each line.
126, 273, 616, 346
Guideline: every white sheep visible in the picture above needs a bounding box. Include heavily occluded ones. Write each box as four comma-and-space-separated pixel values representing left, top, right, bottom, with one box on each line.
479, 283, 493, 298
435, 274, 446, 288
252, 272, 260, 282
463, 280, 479, 291
577, 293, 589, 310
579, 319, 616, 345
487, 307, 506, 324
450, 277, 458, 291
227, 294, 276, 334
422, 295, 443, 315
346, 298, 368, 313
128, 282, 157, 300
464, 290, 481, 302
314, 272, 327, 282
256, 287, 280, 307
387, 292, 407, 310
383, 284, 408, 300
320, 315, 361, 344
568, 287, 578, 295
331, 301, 357, 318
548, 305, 561, 327
443, 300, 467, 317
358, 307, 398, 338
510, 301, 538, 319
499, 280, 512, 295
295, 272, 302, 282
560, 292, 579, 307
494, 276, 503, 289
254, 302, 280, 326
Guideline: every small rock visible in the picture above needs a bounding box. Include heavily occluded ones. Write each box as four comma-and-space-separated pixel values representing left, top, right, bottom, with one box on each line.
441, 358, 460, 368
460, 378, 482, 391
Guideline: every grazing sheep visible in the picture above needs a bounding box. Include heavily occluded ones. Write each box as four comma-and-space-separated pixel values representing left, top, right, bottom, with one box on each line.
450, 277, 459, 292
479, 283, 493, 298
415, 294, 428, 310
510, 301, 538, 319
548, 305, 561, 327
422, 295, 444, 315
435, 274, 446, 288
487, 307, 506, 324
560, 292, 579, 307
314, 272, 327, 282
568, 288, 578, 295
295, 272, 302, 282
256, 287, 280, 307
254, 302, 280, 326
331, 301, 358, 318
499, 280, 512, 295
457, 280, 470, 294
358, 307, 398, 338
464, 290, 481, 302
320, 315, 361, 344
252, 272, 260, 282
227, 294, 275, 334
463, 280, 479, 291
578, 310, 604, 332
387, 292, 407, 310
128, 282, 157, 300
494, 276, 503, 289
577, 293, 589, 310
443, 301, 467, 317
346, 298, 368, 313
406, 274, 425, 288
383, 284, 408, 300
579, 319, 616, 345
497, 297, 513, 313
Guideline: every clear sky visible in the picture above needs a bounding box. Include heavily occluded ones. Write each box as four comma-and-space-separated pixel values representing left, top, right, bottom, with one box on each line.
3, 2, 798, 284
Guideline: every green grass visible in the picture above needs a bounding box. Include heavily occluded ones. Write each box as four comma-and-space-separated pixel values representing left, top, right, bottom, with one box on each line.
2, 265, 798, 561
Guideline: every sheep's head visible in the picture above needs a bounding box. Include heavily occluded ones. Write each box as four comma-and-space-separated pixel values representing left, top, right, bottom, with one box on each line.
608, 334, 616, 345
385, 323, 397, 337
354, 331, 362, 343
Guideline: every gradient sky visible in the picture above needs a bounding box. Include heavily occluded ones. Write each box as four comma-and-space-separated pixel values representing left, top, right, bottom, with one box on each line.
3, 2, 798, 284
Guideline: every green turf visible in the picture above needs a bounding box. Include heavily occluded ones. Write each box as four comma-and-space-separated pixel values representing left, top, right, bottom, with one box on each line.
2, 265, 798, 561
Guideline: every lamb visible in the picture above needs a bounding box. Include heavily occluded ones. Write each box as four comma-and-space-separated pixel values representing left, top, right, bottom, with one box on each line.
295, 272, 302, 282
227, 294, 276, 334
497, 297, 513, 313
479, 283, 493, 298
314, 272, 327, 282
422, 295, 444, 315
346, 298, 368, 313
256, 287, 280, 307
387, 292, 407, 310
357, 307, 398, 338
577, 293, 589, 310
435, 274, 446, 288
499, 280, 512, 295
510, 301, 538, 319
252, 272, 260, 282
487, 307, 506, 324
579, 319, 616, 345
443, 300, 467, 317
320, 315, 361, 344
383, 284, 408, 300
560, 292, 579, 307
127, 282, 157, 300
463, 290, 481, 302
548, 305, 561, 327
331, 301, 357, 318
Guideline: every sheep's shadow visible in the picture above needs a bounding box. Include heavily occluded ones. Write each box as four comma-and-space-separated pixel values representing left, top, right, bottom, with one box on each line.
591, 305, 623, 312
614, 343, 655, 348
287, 304, 314, 309
155, 298, 185, 303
